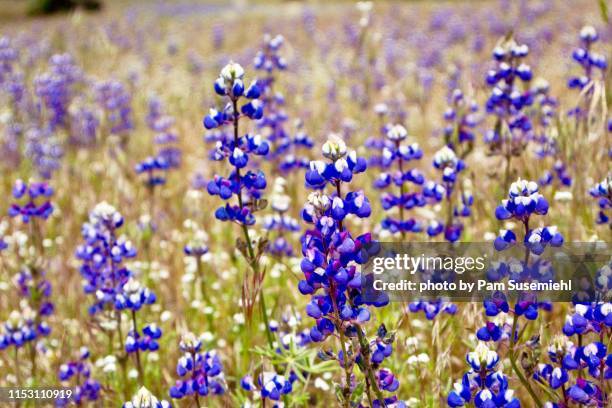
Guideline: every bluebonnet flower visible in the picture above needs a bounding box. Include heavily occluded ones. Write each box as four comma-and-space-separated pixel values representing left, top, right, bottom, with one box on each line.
494, 178, 562, 255
443, 89, 479, 156
0, 308, 49, 350
527, 79, 572, 190
182, 222, 210, 298
136, 96, 181, 190
300, 137, 403, 405
146, 97, 181, 167
476, 318, 514, 343
8, 179, 54, 223
447, 342, 520, 408
483, 39, 534, 186
34, 53, 82, 130
56, 347, 101, 406
14, 265, 54, 320
254, 34, 287, 74
123, 387, 171, 408
479, 178, 569, 406
24, 127, 63, 179
567, 26, 607, 118
169, 333, 226, 402
2, 180, 54, 369
269, 308, 313, 349
466, 342, 500, 371
69, 106, 99, 147
115, 278, 156, 311
0, 36, 18, 85
539, 161, 572, 189
135, 156, 170, 188
183, 227, 209, 258
495, 179, 548, 223
425, 146, 471, 242
251, 35, 313, 174
305, 135, 367, 190
203, 61, 275, 347
408, 299, 457, 320
277, 119, 315, 175
76, 202, 136, 315
536, 332, 610, 406
241, 371, 296, 406
372, 125, 425, 237
95, 80, 133, 139
77, 202, 157, 382
589, 176, 611, 227
364, 103, 392, 169
116, 278, 158, 382
125, 322, 161, 353
253, 34, 288, 155
566, 378, 602, 405
204, 62, 267, 226
263, 177, 300, 257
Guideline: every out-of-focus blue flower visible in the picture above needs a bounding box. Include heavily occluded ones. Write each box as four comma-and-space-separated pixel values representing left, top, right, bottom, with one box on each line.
75, 202, 137, 314
8, 179, 54, 223
56, 347, 101, 406
95, 80, 133, 136
484, 39, 534, 168
589, 176, 611, 226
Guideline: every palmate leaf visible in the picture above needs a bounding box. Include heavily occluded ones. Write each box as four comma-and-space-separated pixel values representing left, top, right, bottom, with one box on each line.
251, 343, 337, 378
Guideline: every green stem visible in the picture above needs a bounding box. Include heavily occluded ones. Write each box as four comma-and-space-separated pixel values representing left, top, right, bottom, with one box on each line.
231, 97, 274, 351
131, 310, 144, 385
509, 314, 542, 407
331, 292, 351, 408
196, 258, 206, 301
356, 325, 386, 407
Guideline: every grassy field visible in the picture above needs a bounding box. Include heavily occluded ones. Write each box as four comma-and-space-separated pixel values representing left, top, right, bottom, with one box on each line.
0, 0, 610, 407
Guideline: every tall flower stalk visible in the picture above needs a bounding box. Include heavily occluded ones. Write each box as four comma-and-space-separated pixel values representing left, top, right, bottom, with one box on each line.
483, 39, 534, 188
203, 62, 275, 348
479, 178, 565, 406
1, 180, 55, 380
76, 202, 160, 388
372, 124, 425, 239
301, 137, 402, 407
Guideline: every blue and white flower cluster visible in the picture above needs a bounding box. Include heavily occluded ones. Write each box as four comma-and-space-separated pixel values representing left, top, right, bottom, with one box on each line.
448, 342, 520, 408
56, 347, 101, 406
169, 332, 226, 401
483, 40, 534, 174
204, 63, 269, 226
494, 179, 562, 255
425, 146, 471, 242
9, 179, 54, 223
372, 124, 426, 236
567, 26, 607, 95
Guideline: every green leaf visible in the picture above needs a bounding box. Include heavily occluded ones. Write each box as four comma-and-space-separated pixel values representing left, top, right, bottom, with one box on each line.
334, 383, 346, 405
351, 382, 365, 404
